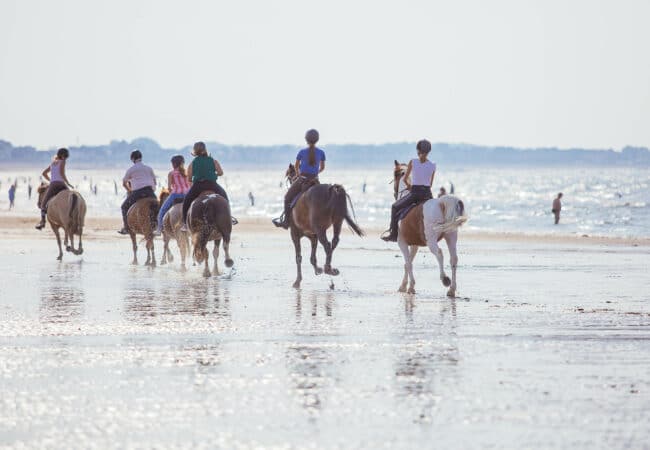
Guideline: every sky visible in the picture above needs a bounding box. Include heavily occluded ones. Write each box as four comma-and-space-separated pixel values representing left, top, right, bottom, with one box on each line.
0, 0, 649, 150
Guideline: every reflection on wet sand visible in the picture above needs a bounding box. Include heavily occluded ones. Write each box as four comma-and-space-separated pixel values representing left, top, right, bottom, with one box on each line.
394, 297, 459, 423
123, 272, 232, 329
39, 263, 85, 324
286, 290, 336, 416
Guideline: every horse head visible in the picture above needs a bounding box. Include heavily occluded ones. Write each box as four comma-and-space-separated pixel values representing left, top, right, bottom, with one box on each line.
36, 182, 48, 208
286, 163, 298, 184
159, 188, 170, 205
392, 160, 409, 200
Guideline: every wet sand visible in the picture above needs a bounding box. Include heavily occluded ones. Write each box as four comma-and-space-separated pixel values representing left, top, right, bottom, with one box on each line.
1, 220, 649, 448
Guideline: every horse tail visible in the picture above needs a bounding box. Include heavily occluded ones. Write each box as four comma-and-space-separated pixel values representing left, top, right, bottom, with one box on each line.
327, 185, 364, 237
431, 195, 468, 234
68, 192, 84, 234
149, 198, 159, 231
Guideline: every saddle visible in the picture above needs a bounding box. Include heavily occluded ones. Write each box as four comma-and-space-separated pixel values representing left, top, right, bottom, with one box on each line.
397, 201, 424, 222
289, 177, 319, 209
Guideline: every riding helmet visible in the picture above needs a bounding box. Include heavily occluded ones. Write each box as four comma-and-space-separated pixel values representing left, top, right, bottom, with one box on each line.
416, 139, 432, 154
305, 129, 319, 145
130, 150, 143, 161
171, 155, 185, 168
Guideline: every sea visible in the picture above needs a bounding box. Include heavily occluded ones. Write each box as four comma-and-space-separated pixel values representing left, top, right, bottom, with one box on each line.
2, 166, 648, 238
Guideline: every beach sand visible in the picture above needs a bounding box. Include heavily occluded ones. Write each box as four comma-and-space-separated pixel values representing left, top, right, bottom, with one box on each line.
1, 217, 649, 448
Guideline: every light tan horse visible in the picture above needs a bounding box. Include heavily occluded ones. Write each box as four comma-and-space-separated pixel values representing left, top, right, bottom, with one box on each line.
126, 197, 159, 266
391, 161, 468, 297
37, 183, 86, 260
158, 190, 191, 269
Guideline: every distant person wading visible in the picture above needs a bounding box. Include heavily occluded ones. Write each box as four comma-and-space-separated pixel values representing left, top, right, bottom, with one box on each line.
552, 193, 563, 224
180, 142, 229, 231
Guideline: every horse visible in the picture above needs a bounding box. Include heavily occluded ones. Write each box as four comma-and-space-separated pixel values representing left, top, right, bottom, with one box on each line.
36, 183, 86, 260
283, 163, 364, 288
158, 190, 191, 269
126, 196, 159, 266
187, 191, 233, 277
391, 160, 468, 297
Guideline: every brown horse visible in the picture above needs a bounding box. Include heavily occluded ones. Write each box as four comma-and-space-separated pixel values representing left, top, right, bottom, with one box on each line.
391, 160, 468, 297
188, 192, 233, 277
126, 197, 159, 266
37, 183, 86, 260
158, 190, 191, 269
284, 164, 364, 288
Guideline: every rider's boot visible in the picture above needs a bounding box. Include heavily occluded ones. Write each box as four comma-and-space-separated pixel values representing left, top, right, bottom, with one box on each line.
35, 217, 46, 230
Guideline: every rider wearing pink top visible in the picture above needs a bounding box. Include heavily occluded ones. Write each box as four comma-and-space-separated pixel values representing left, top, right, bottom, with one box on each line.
155, 155, 191, 234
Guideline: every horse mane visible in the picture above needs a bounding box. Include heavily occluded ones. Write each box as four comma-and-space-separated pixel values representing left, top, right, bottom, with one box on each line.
159, 188, 170, 204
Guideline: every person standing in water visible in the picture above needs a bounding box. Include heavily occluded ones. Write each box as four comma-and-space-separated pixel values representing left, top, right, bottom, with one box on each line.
118, 150, 157, 235
8, 183, 16, 210
552, 193, 563, 225
381, 139, 436, 242
180, 141, 229, 231
154, 155, 191, 236
36, 148, 74, 229
272, 129, 326, 229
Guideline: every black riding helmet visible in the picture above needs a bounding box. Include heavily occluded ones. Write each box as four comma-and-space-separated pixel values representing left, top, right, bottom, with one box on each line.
416, 139, 432, 154
130, 150, 143, 162
56, 148, 69, 159
171, 155, 185, 168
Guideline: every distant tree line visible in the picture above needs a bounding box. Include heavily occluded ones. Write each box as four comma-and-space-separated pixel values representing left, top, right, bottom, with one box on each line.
2, 137, 649, 168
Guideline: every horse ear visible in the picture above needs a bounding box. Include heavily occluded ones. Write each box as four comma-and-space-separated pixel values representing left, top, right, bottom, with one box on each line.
394, 160, 399, 167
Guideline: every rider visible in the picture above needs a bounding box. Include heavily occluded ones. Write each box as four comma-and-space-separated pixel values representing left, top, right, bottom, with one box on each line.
272, 129, 325, 229
381, 139, 436, 242
118, 150, 157, 235
180, 141, 229, 231
154, 155, 191, 236
36, 147, 74, 230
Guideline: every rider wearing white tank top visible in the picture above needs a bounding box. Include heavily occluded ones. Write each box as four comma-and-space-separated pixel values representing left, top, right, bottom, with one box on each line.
410, 159, 436, 186
382, 139, 436, 242
50, 160, 64, 182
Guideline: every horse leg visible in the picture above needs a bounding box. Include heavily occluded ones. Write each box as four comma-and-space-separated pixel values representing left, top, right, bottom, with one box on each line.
318, 229, 339, 276
130, 232, 138, 265
291, 227, 303, 288
444, 231, 458, 297
76, 229, 83, 255
53, 226, 63, 261
202, 247, 211, 277
426, 232, 449, 288
160, 233, 169, 265
222, 236, 233, 268
407, 245, 419, 294
213, 239, 220, 275
331, 220, 342, 251
397, 237, 410, 292
149, 237, 156, 268
309, 236, 323, 275
180, 233, 188, 271
67, 230, 75, 253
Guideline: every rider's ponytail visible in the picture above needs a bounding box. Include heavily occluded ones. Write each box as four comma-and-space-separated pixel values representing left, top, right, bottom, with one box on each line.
308, 145, 316, 166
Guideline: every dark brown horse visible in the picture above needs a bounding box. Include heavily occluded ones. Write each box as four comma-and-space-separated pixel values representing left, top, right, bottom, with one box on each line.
283, 164, 364, 288
126, 197, 159, 266
37, 183, 86, 260
188, 192, 233, 277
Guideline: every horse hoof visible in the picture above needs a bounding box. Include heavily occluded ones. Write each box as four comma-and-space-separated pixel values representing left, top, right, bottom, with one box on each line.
160, 260, 166, 265
66, 246, 72, 252
442, 276, 451, 287
314, 267, 323, 275
447, 289, 456, 298
407, 288, 416, 294
131, 261, 138, 265
225, 259, 234, 268
168, 254, 174, 262
398, 286, 406, 293
292, 281, 301, 289
325, 268, 339, 276
57, 256, 62, 261
76, 248, 83, 255
203, 271, 211, 278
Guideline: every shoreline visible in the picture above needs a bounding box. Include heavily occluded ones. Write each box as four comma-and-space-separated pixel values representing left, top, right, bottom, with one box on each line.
1, 214, 648, 247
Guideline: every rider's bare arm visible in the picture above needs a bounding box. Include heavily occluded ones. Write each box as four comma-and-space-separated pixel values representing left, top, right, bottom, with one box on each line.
214, 160, 224, 177
319, 160, 325, 173
429, 170, 436, 187
186, 164, 193, 182
42, 166, 51, 182
167, 172, 173, 191
404, 161, 413, 190
295, 159, 301, 175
